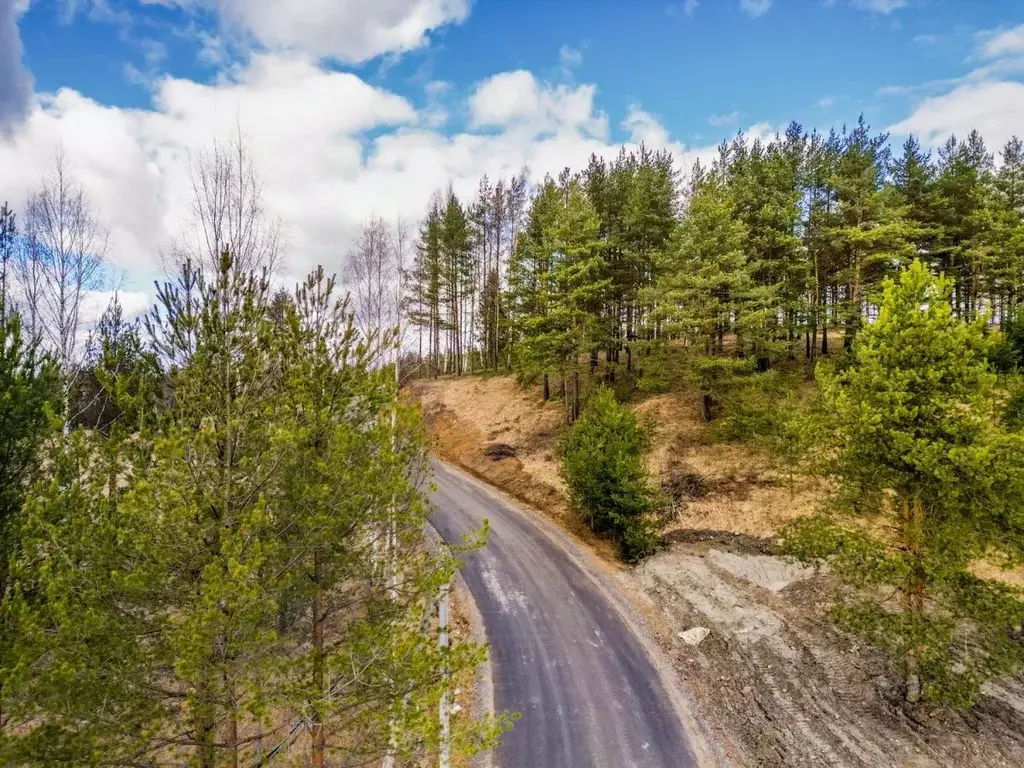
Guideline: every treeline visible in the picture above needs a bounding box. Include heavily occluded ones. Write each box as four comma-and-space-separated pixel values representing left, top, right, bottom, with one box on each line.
402, 118, 1024, 420
0, 143, 506, 766
396, 116, 1024, 710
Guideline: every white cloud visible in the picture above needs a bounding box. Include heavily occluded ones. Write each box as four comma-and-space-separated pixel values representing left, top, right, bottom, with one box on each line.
818, 96, 836, 108
913, 34, 936, 45
468, 70, 608, 139
850, 0, 907, 13
142, 0, 472, 63
708, 110, 740, 127
2, 57, 717, 297
740, 0, 772, 18
888, 80, 1024, 151
977, 24, 1024, 60
0, 53, 417, 289
80, 290, 151, 324
886, 21, 1024, 152
559, 44, 583, 71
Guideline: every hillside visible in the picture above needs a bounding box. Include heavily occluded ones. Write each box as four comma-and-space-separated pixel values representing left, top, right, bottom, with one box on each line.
414, 373, 822, 540
414, 373, 1024, 767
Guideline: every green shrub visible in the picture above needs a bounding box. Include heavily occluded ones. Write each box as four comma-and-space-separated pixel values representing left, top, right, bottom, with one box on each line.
558, 388, 665, 561
635, 341, 673, 396
989, 318, 1024, 373
1004, 377, 1024, 430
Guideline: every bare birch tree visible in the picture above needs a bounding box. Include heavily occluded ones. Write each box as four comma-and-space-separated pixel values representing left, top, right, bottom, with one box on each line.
19, 149, 109, 370
169, 130, 284, 278
344, 216, 397, 346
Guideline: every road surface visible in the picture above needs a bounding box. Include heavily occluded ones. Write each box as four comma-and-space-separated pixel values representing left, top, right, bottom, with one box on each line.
429, 461, 702, 768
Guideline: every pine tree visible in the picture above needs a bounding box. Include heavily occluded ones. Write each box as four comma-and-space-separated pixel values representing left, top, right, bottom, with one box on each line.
787, 260, 1024, 707
934, 131, 996, 319
891, 136, 941, 258
560, 388, 665, 561
0, 203, 16, 318
440, 190, 473, 375
408, 199, 444, 375
990, 137, 1024, 325
727, 132, 804, 367
0, 306, 59, 595
653, 173, 754, 420
828, 117, 918, 345
274, 270, 503, 766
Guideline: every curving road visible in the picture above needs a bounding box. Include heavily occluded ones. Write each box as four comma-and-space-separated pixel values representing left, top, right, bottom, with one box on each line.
429, 461, 703, 768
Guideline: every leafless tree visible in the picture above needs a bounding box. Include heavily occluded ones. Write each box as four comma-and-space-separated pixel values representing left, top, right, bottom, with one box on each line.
18, 149, 109, 369
168, 129, 284, 278
344, 216, 397, 344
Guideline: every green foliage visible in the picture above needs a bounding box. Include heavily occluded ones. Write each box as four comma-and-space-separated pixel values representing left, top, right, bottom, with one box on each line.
785, 260, 1024, 707
633, 341, 674, 396
559, 388, 665, 561
1, 255, 505, 766
0, 305, 59, 593
1003, 376, 1024, 430
989, 318, 1024, 373
511, 177, 609, 379
74, 296, 162, 433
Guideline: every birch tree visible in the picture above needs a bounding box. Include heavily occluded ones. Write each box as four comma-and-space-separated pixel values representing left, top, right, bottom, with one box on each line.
20, 150, 109, 371
170, 132, 283, 277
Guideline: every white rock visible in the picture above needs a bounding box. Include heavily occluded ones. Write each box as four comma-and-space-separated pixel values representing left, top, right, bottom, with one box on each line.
678, 627, 710, 646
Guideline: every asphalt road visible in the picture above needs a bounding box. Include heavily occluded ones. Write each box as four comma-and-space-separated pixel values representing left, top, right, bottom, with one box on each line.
429, 461, 701, 768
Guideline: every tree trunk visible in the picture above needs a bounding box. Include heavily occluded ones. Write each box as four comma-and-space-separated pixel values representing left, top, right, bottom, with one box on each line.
543, 373, 549, 402
227, 706, 239, 768
821, 291, 829, 357
573, 370, 580, 422
903, 494, 925, 705
311, 551, 326, 768
699, 392, 714, 423
194, 684, 216, 768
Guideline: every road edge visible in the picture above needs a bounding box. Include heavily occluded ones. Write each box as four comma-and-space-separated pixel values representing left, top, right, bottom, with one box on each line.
433, 458, 729, 768
426, 523, 498, 768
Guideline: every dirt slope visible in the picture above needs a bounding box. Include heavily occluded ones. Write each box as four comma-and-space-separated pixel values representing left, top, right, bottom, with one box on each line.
413, 374, 821, 539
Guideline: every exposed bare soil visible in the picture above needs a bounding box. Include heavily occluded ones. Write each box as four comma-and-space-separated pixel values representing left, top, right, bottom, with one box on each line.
412, 373, 1024, 767
638, 536, 1024, 767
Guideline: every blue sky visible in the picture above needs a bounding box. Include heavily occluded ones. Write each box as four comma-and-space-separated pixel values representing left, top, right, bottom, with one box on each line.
2, 0, 1024, 302
14, 0, 1019, 142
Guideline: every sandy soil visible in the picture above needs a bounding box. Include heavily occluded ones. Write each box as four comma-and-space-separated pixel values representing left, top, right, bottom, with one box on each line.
414, 374, 823, 540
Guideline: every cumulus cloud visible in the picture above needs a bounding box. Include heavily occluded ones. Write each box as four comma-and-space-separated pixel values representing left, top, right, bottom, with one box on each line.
0, 53, 417, 287
978, 24, 1024, 60
143, 0, 472, 63
0, 0, 33, 133
468, 70, 608, 138
888, 81, 1024, 151
740, 0, 772, 19
1, 55, 717, 296
887, 21, 1024, 152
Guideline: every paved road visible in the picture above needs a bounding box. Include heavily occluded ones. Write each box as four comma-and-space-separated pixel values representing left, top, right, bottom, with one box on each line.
429, 461, 700, 768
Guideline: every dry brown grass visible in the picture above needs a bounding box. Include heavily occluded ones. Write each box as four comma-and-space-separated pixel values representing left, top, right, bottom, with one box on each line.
412, 373, 825, 547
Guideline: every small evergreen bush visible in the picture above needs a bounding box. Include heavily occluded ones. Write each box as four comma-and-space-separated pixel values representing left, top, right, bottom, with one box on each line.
559, 388, 665, 561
